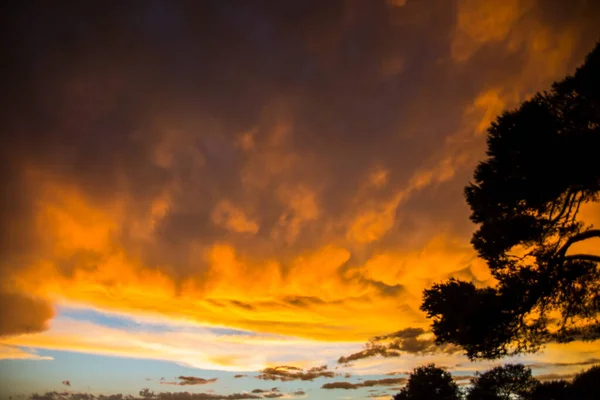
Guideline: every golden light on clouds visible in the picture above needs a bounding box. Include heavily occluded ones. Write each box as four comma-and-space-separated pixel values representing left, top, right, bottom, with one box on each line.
1, 0, 600, 388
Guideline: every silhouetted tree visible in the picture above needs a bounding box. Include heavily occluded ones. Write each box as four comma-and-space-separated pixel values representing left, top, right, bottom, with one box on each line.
393, 364, 461, 400
529, 380, 570, 400
421, 41, 600, 359
570, 365, 600, 399
466, 364, 537, 400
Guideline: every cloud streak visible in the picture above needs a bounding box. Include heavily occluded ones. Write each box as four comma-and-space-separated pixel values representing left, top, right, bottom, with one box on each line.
160, 377, 217, 386
257, 365, 335, 382
321, 377, 407, 390
338, 328, 458, 364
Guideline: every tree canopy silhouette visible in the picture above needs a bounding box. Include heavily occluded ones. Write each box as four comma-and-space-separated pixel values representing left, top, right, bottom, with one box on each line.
466, 364, 537, 400
421, 41, 600, 359
570, 365, 600, 400
393, 364, 461, 400
529, 380, 570, 400
391, 363, 600, 400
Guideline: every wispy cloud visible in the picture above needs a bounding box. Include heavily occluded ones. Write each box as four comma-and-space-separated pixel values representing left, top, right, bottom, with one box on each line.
257, 365, 335, 381
338, 328, 458, 364
322, 377, 407, 390
160, 376, 217, 386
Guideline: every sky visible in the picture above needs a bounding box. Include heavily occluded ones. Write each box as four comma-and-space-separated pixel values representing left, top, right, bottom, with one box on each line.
1, 0, 600, 399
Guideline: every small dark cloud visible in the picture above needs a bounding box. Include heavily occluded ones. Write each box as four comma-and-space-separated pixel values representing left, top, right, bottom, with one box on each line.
160, 376, 217, 386
534, 373, 578, 382
233, 375, 247, 379
338, 328, 457, 364
61, 381, 71, 387
321, 377, 407, 390
249, 389, 281, 398
291, 391, 305, 396
367, 393, 389, 398
257, 365, 334, 381
385, 371, 409, 376
452, 375, 474, 382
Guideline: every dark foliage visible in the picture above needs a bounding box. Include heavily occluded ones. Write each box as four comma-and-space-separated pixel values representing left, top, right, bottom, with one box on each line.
529, 380, 570, 400
466, 364, 537, 400
393, 364, 461, 400
422, 41, 600, 359
570, 365, 600, 400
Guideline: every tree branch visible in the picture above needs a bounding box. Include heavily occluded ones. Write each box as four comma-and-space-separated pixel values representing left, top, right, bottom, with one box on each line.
558, 229, 600, 257
563, 254, 600, 263
550, 191, 574, 224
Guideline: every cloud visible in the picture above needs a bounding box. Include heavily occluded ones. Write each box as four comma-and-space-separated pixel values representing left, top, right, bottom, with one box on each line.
534, 373, 577, 382
1, 0, 599, 359
249, 389, 278, 395
338, 328, 457, 364
212, 201, 259, 234
257, 365, 335, 381
160, 376, 218, 386
61, 381, 71, 387
0, 292, 54, 337
321, 377, 407, 390
234, 375, 248, 379
0, 344, 53, 360
527, 358, 600, 369
0, 315, 358, 371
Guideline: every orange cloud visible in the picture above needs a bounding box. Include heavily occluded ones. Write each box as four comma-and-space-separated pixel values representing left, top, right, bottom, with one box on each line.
451, 0, 533, 62
0, 292, 54, 337
1, 1, 599, 379
212, 200, 260, 234
0, 345, 53, 361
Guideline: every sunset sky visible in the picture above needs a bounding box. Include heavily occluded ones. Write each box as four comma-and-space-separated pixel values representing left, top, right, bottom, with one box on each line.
2, 1, 600, 399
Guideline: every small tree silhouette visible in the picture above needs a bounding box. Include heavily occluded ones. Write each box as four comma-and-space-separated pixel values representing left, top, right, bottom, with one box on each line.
570, 365, 600, 400
393, 364, 461, 400
466, 364, 537, 400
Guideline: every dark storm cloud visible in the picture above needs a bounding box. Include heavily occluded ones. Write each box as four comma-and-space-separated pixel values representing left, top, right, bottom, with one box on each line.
2, 0, 600, 343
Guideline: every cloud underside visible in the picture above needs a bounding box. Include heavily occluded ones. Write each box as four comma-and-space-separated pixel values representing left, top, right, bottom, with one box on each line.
322, 377, 407, 390
160, 376, 217, 386
257, 365, 335, 381
1, 0, 600, 351
338, 328, 458, 364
